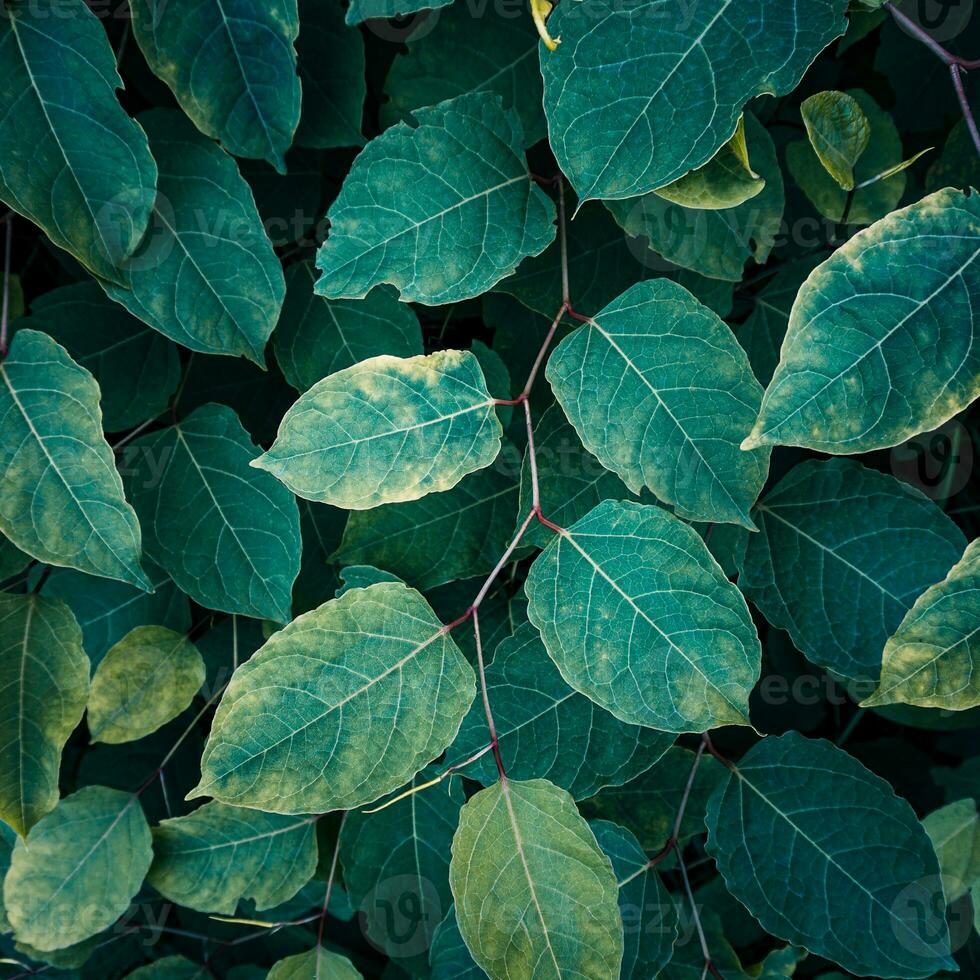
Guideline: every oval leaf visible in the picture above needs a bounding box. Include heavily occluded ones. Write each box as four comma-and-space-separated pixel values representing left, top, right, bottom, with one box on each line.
254, 350, 503, 510
525, 500, 760, 733
0, 330, 149, 590
800, 90, 871, 190
745, 187, 980, 454
315, 92, 555, 305
449, 777, 623, 978
706, 732, 956, 978
191, 582, 476, 813
0, 594, 89, 836
87, 626, 205, 744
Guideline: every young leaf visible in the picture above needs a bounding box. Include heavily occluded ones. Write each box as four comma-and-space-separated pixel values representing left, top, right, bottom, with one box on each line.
254, 350, 503, 509
606, 113, 784, 282
314, 92, 556, 305
17, 282, 180, 433
799, 91, 871, 190
381, 3, 545, 147
745, 187, 980, 454
449, 778, 624, 978
273, 263, 423, 393
267, 948, 362, 979
546, 279, 769, 527
922, 798, 979, 903
525, 500, 760, 733
148, 802, 318, 914
294, 0, 366, 149
581, 746, 725, 851
129, 0, 300, 171
101, 110, 285, 366
654, 117, 765, 211
191, 583, 476, 813
591, 819, 680, 978
541, 0, 847, 201
125, 403, 301, 623
333, 466, 519, 592
340, 768, 464, 972
87, 626, 205, 744
863, 538, 980, 710
0, 330, 149, 590
3, 786, 152, 951
738, 459, 966, 684
0, 594, 89, 836
0, 0, 157, 282
705, 732, 957, 978
448, 623, 674, 799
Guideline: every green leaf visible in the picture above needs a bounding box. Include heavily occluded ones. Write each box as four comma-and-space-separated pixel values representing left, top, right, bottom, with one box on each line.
923, 798, 980, 903
734, 256, 822, 386
148, 802, 319, 914
518, 404, 634, 551
581, 746, 724, 851
38, 563, 189, 667
254, 350, 503, 509
101, 109, 285, 366
606, 113, 785, 282
450, 778, 624, 978
0, 329, 149, 590
525, 499, 760, 732
705, 732, 957, 978
18, 282, 180, 433
345, 0, 452, 26
738, 459, 966, 684
334, 466, 519, 591
447, 623, 674, 799
125, 403, 300, 623
0, 0, 157, 282
129, 0, 300, 171
87, 626, 204, 744
0, 533, 30, 582
546, 279, 769, 527
591, 819, 679, 978
864, 539, 980, 710
273, 263, 423, 392
340, 767, 463, 971
337, 565, 404, 595
267, 948, 362, 980
191, 582, 476, 812
430, 907, 487, 979
314, 92, 555, 305
124, 957, 203, 980
382, 3, 545, 147
746, 188, 980, 454
0, 594, 89, 836
295, 0, 365, 149
786, 89, 909, 225
655, 117, 765, 210
927, 119, 975, 193
541, 0, 847, 201
799, 91, 871, 190
3, 786, 152, 951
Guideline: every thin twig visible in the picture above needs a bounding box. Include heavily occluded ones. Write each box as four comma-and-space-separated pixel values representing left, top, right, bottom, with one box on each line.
678, 849, 724, 980
950, 64, 980, 155
474, 609, 506, 779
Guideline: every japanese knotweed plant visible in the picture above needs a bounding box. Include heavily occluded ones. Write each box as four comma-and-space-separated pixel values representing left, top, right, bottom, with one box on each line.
0, 0, 978, 978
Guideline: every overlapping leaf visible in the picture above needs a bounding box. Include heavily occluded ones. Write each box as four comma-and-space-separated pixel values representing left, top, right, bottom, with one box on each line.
706, 732, 957, 978
547, 279, 769, 527
254, 350, 503, 509
126, 403, 300, 623
745, 187, 980, 454
799, 91, 871, 190
525, 500, 760, 732
541, 0, 847, 200
923, 798, 979, 903
737, 459, 966, 684
0, 0, 157, 281
0, 330, 149, 590
315, 92, 555, 305
450, 778, 623, 978
130, 0, 300, 170
0, 594, 89, 836
191, 582, 476, 812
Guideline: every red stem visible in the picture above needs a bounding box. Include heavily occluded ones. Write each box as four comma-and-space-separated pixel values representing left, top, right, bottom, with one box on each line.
473, 609, 507, 779
950, 64, 980, 155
